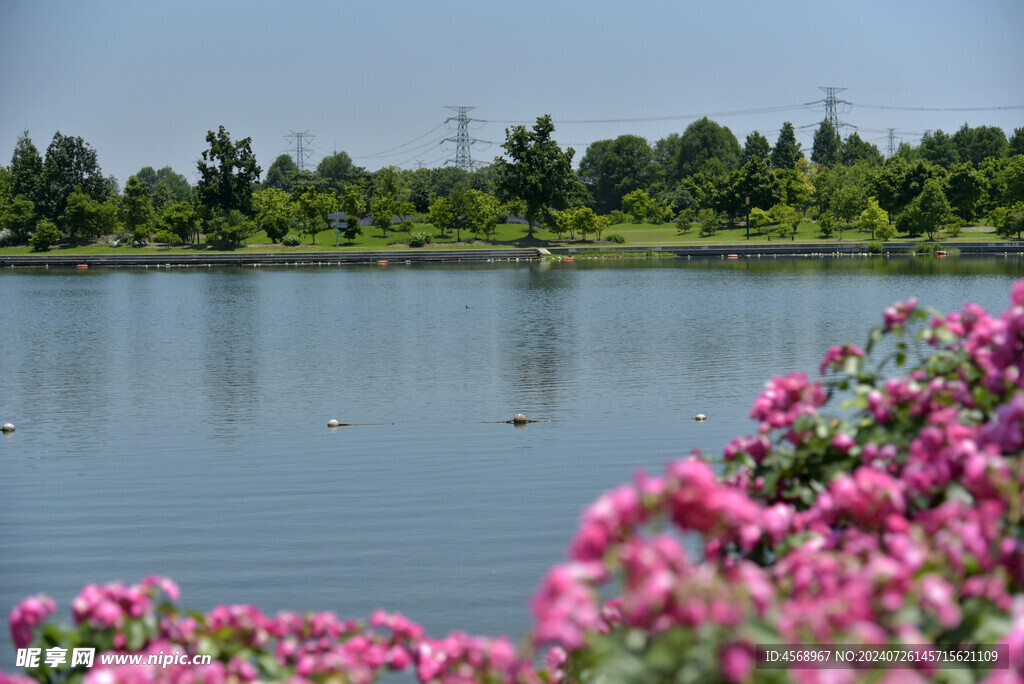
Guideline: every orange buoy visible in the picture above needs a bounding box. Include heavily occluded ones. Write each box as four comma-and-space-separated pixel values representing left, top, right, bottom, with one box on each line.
727, 254, 739, 260
563, 256, 574, 262
77, 264, 88, 269
377, 260, 388, 265
936, 250, 947, 257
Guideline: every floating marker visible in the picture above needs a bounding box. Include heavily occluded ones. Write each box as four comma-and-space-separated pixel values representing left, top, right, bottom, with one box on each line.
694, 414, 707, 422
327, 419, 340, 428
2, 423, 14, 433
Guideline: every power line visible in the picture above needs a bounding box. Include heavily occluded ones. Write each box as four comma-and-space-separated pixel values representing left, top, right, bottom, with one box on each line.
819, 86, 853, 131
351, 122, 448, 159
855, 103, 1024, 112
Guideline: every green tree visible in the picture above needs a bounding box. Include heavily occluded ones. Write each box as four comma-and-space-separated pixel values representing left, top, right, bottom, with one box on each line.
9, 131, 44, 207
407, 167, 470, 212
621, 188, 657, 223
748, 207, 771, 232
316, 151, 363, 193
207, 209, 256, 244
494, 115, 584, 238
771, 122, 804, 170
870, 156, 909, 220
41, 131, 110, 223
577, 135, 654, 214
903, 179, 953, 240
818, 211, 835, 238
465, 189, 501, 241
674, 117, 742, 179
859, 197, 888, 240
158, 201, 198, 243
121, 175, 154, 235
742, 131, 771, 163
995, 202, 1024, 239
944, 162, 985, 222
919, 129, 959, 168
29, 218, 61, 251
338, 185, 366, 242
263, 154, 299, 193
149, 167, 193, 211
730, 156, 782, 212
253, 188, 294, 243
841, 133, 883, 167
295, 187, 337, 244
63, 188, 116, 239
1009, 129, 1024, 157
697, 208, 719, 237
952, 123, 1007, 165
811, 121, 842, 167
0, 196, 37, 242
196, 125, 262, 216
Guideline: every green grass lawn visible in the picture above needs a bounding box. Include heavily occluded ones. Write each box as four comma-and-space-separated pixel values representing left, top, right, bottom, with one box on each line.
0, 221, 1005, 255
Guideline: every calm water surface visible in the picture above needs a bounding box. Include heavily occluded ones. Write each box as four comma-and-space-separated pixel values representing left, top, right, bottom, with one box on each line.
2, 256, 1022, 652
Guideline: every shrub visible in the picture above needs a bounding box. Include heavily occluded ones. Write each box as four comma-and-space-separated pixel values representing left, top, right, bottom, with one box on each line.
866, 240, 883, 254
608, 210, 630, 225
674, 208, 695, 234
151, 230, 177, 244
7, 282, 1024, 684
28, 220, 61, 252
697, 208, 719, 237
606, 233, 626, 244
408, 232, 432, 248
281, 233, 301, 246
0, 228, 20, 247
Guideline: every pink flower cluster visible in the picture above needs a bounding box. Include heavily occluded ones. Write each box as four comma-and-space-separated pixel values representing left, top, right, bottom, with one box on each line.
8, 596, 55, 649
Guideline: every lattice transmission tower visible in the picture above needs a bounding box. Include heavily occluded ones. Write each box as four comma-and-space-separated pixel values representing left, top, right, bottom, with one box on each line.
286, 130, 316, 171
819, 86, 853, 131
886, 128, 897, 157
443, 106, 483, 171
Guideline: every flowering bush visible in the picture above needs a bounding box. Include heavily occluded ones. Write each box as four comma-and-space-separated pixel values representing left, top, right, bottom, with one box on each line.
5, 281, 1024, 683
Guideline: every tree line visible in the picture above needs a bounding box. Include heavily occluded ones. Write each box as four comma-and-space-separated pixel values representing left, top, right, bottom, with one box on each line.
2, 117, 1023, 251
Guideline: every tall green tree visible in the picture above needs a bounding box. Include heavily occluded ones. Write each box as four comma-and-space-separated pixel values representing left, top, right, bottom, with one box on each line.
252, 188, 294, 243
729, 156, 782, 214
9, 131, 44, 207
263, 154, 299, 193
811, 121, 842, 167
121, 175, 154, 235
578, 135, 654, 214
338, 185, 366, 242
771, 122, 804, 170
196, 126, 261, 216
0, 196, 37, 242
674, 117, 742, 179
494, 115, 583, 238
743, 131, 771, 163
41, 131, 110, 223
902, 179, 953, 240
944, 163, 985, 222
859, 197, 888, 240
316, 151, 363, 193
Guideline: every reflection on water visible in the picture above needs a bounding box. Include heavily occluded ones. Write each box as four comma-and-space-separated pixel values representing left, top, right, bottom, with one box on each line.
1, 257, 1021, 647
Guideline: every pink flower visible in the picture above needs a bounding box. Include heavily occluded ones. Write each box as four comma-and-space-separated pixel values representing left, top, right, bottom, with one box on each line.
8, 594, 56, 649
884, 296, 918, 330
719, 642, 754, 682
820, 343, 865, 375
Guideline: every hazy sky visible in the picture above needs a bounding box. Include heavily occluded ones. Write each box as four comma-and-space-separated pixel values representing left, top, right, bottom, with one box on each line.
2, 0, 1022, 187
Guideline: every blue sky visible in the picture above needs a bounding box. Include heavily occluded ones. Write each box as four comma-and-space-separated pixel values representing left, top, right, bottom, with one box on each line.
2, 0, 1022, 187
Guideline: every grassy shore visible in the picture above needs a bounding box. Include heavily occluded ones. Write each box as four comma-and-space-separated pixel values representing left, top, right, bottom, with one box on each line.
0, 220, 1005, 255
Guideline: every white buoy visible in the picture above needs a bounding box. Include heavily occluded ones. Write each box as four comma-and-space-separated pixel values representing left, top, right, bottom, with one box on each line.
694, 414, 707, 422
327, 419, 340, 428
512, 413, 528, 424
2, 423, 14, 433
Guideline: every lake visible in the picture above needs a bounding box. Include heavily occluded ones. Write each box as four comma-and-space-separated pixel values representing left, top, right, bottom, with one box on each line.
1, 255, 1022, 658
